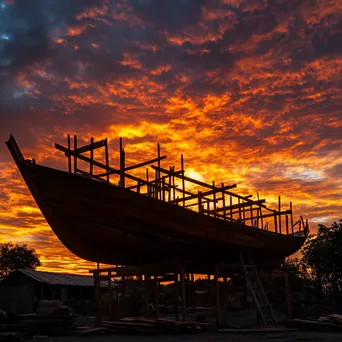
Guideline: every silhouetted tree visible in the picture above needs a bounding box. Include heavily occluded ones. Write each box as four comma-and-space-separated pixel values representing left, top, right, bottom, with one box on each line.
301, 220, 342, 295
0, 243, 41, 279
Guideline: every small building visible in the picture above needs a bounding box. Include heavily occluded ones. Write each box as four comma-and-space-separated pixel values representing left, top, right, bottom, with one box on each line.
0, 269, 116, 314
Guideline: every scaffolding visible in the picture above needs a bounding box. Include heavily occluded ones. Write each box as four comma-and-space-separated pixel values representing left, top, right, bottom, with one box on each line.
55, 134, 309, 236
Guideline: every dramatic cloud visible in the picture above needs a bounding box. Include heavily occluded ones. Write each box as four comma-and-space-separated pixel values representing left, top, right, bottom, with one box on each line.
0, 0, 342, 273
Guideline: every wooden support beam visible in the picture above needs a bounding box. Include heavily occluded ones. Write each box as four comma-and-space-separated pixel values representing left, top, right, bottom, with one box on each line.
286, 215, 289, 235
238, 198, 241, 220
151, 165, 241, 196
221, 183, 226, 220
198, 191, 202, 213
145, 275, 150, 318
73, 135, 77, 174
157, 143, 161, 201
67, 134, 71, 173
55, 143, 147, 185
230, 196, 233, 219
284, 272, 291, 319
90, 137, 94, 176
290, 201, 294, 234
274, 213, 278, 233
278, 196, 282, 234
172, 166, 176, 201
119, 138, 125, 188
105, 138, 110, 183
154, 276, 159, 319
108, 271, 112, 320
215, 266, 220, 328
175, 273, 179, 321
137, 179, 141, 194
75, 139, 106, 154
181, 154, 185, 207
213, 181, 217, 218
209, 199, 266, 215
180, 268, 186, 322
125, 155, 166, 172
172, 184, 237, 204
258, 193, 264, 230
300, 216, 305, 232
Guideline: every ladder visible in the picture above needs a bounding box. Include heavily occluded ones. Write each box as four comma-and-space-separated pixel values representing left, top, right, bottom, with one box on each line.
239, 253, 278, 327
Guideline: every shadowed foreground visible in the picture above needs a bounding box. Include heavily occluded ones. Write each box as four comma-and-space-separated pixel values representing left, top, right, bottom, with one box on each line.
26, 331, 342, 342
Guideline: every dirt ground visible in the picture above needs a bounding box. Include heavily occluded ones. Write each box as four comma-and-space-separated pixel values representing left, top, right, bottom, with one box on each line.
31, 331, 342, 342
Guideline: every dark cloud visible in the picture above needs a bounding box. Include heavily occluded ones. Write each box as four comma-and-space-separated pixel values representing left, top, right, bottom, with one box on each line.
132, 0, 205, 33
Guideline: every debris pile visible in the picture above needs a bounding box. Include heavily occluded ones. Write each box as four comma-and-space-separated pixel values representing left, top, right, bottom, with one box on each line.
11, 301, 74, 336
287, 314, 342, 331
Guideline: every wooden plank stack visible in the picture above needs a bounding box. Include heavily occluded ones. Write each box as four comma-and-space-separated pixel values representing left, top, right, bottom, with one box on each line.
99, 317, 211, 334
287, 314, 342, 331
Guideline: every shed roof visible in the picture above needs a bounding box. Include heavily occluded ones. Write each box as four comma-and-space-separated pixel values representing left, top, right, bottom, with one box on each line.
17, 269, 117, 288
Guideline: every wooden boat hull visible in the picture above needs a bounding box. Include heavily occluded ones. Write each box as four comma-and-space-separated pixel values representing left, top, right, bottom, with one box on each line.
6, 135, 306, 269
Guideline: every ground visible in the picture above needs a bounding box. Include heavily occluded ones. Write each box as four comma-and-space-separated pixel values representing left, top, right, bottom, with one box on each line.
30, 331, 342, 342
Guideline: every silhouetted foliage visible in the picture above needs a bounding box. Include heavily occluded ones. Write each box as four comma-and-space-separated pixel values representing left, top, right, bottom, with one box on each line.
0, 243, 41, 279
301, 220, 342, 294
283, 257, 312, 291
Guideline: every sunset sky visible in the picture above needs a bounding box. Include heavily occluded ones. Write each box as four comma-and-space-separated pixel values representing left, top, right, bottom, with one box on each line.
0, 0, 341, 274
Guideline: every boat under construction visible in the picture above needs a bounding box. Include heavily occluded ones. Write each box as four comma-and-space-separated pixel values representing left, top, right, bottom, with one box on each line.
6, 134, 308, 272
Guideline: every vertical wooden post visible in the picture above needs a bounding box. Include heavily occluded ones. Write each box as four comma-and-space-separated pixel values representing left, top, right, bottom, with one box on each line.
278, 196, 282, 234
137, 179, 141, 194
238, 198, 241, 220
105, 138, 110, 183
257, 193, 264, 230
154, 276, 159, 319
172, 167, 176, 201
198, 191, 202, 213
250, 205, 253, 227
93, 274, 98, 321
230, 196, 233, 219
73, 135, 77, 174
180, 268, 186, 322
146, 168, 149, 196
108, 271, 112, 320
90, 137, 94, 176
162, 178, 165, 201
284, 272, 291, 319
215, 267, 220, 328
286, 215, 289, 235
221, 183, 226, 220
305, 219, 309, 234
274, 213, 278, 233
290, 201, 294, 234
212, 181, 217, 218
166, 167, 171, 201
181, 154, 185, 207
175, 273, 179, 321
300, 216, 305, 233
145, 275, 150, 318
119, 138, 125, 188
190, 273, 194, 283
67, 134, 71, 173
156, 143, 161, 200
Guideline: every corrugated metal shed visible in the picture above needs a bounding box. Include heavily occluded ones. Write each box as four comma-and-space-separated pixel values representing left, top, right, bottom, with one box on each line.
18, 269, 117, 288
